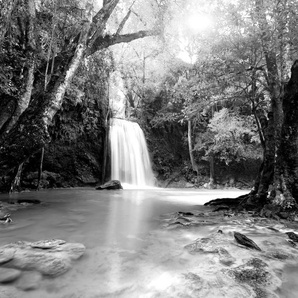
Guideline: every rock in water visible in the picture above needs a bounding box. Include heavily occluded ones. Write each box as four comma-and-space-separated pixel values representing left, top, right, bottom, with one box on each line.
0, 240, 86, 277
285, 232, 298, 242
16, 271, 42, 291
216, 247, 235, 266
234, 232, 262, 251
30, 239, 66, 249
0, 268, 21, 283
96, 180, 123, 190
0, 247, 15, 264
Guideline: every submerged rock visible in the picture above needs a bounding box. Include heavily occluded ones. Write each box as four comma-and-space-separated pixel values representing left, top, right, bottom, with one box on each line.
229, 258, 269, 285
184, 233, 224, 254
16, 271, 42, 291
17, 199, 41, 205
185, 237, 215, 253
96, 180, 123, 190
216, 247, 235, 266
0, 268, 21, 283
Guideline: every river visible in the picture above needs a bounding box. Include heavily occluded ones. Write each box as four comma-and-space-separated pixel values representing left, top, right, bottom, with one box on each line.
0, 188, 296, 297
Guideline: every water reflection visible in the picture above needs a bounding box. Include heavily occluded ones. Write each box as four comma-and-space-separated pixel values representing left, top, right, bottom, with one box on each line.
278, 264, 298, 297
0, 188, 249, 297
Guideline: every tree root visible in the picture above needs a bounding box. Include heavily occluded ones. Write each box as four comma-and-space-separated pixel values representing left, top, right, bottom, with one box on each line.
204, 193, 250, 207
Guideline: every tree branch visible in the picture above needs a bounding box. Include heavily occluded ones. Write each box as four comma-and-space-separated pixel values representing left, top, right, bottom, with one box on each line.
116, 10, 132, 35
116, 0, 136, 35
87, 29, 159, 56
88, 0, 120, 47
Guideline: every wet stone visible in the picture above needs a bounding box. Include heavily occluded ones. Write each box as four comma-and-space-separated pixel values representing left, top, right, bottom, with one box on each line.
0, 248, 15, 264
216, 247, 235, 266
96, 180, 123, 190
16, 271, 42, 291
0, 268, 21, 283
30, 239, 66, 249
50, 243, 86, 260
265, 251, 290, 260
10, 249, 72, 276
230, 258, 269, 285
0, 240, 85, 277
184, 237, 218, 254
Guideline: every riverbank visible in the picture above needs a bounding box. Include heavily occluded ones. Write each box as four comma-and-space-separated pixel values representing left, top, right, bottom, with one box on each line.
160, 207, 298, 297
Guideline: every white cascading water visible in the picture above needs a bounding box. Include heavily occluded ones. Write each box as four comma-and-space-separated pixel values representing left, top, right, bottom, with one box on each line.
110, 118, 155, 188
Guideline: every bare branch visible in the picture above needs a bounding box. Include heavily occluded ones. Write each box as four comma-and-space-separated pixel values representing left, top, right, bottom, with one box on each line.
116, 0, 137, 35
88, 0, 120, 48
87, 29, 159, 56
116, 10, 132, 35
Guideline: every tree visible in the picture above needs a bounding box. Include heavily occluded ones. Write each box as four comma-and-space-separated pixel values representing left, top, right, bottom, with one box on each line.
246, 0, 298, 208
205, 0, 298, 212
202, 108, 262, 165
0, 0, 162, 178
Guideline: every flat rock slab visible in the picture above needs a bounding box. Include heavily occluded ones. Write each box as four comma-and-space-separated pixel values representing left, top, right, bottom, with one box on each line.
0, 240, 85, 277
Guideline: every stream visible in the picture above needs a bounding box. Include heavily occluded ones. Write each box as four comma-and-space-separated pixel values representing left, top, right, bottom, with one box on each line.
0, 188, 296, 297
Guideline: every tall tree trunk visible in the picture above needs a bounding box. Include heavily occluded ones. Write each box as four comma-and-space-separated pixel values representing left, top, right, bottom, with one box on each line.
207, 60, 298, 212
9, 162, 23, 193
209, 153, 215, 186
5, 59, 35, 132
36, 147, 44, 190
253, 0, 283, 202
270, 61, 298, 208
255, 112, 275, 201
250, 61, 298, 210
187, 119, 198, 174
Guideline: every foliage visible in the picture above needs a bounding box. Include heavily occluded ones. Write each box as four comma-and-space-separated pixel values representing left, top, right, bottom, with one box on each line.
49, 50, 113, 142
200, 108, 262, 164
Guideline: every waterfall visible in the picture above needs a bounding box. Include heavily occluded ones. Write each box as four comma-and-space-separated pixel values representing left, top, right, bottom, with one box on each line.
110, 118, 155, 188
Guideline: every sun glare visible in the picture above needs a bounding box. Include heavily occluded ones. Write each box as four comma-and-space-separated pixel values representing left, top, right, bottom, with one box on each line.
186, 14, 213, 33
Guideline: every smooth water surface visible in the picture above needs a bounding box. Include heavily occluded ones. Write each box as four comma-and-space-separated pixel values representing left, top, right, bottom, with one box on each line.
0, 188, 248, 297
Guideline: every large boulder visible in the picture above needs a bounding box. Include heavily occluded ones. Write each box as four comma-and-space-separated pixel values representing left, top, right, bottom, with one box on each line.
96, 180, 123, 190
